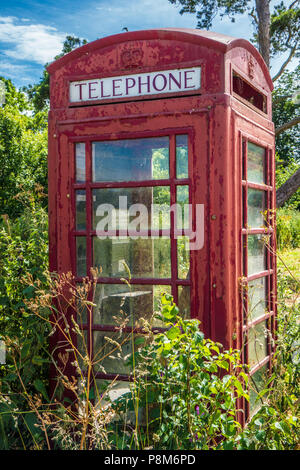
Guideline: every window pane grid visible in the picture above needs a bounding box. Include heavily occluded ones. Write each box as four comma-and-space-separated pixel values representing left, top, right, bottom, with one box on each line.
74, 137, 192, 276
242, 139, 275, 419
74, 132, 192, 380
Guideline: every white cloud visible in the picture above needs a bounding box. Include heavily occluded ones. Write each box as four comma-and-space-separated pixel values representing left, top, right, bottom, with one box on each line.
0, 60, 27, 73
0, 60, 33, 84
86, 0, 256, 45
92, 0, 197, 36
0, 16, 65, 64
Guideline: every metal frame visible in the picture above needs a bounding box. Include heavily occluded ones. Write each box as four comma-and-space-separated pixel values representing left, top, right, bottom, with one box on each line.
72, 127, 194, 381
240, 134, 276, 420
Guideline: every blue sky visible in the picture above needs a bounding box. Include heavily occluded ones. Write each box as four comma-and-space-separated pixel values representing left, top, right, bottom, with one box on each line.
0, 0, 295, 88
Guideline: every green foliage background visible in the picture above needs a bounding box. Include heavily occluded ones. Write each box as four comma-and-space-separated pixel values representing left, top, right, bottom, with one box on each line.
0, 78, 48, 218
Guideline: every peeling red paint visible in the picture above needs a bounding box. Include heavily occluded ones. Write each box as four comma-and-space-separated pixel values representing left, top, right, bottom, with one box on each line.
48, 29, 276, 422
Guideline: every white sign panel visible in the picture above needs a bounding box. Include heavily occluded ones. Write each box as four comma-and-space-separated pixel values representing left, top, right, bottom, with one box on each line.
69, 67, 201, 103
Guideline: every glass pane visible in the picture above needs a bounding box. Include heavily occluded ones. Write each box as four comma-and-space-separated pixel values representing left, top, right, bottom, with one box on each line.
76, 282, 89, 325
247, 277, 267, 322
95, 379, 131, 407
177, 236, 190, 279
178, 286, 190, 319
76, 190, 86, 230
242, 187, 246, 227
176, 134, 188, 179
176, 186, 189, 230
75, 143, 85, 182
248, 321, 268, 368
93, 237, 171, 278
247, 142, 265, 184
92, 137, 169, 182
242, 146, 246, 180
247, 189, 265, 228
77, 329, 88, 372
93, 331, 133, 375
95, 379, 146, 423
152, 186, 171, 230
76, 237, 86, 277
93, 284, 171, 327
249, 364, 268, 415
93, 186, 170, 231
248, 234, 266, 275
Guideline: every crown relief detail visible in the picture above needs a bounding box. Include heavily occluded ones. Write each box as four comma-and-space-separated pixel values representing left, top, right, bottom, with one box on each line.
120, 49, 143, 69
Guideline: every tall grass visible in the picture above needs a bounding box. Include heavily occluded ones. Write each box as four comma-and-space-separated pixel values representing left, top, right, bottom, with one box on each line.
276, 208, 300, 250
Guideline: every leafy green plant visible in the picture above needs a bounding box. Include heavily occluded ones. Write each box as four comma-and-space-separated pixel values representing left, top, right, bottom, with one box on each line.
0, 78, 48, 219
112, 294, 249, 450
0, 272, 249, 450
1, 265, 299, 450
0, 197, 50, 449
1, 270, 121, 450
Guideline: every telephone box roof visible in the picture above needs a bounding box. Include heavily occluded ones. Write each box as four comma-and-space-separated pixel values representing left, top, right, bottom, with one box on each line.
47, 28, 273, 90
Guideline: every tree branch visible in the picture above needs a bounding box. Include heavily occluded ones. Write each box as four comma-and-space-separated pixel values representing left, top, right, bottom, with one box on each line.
276, 167, 300, 207
275, 116, 300, 135
288, 0, 299, 10
272, 45, 297, 82
249, 8, 258, 24
255, 0, 271, 68
272, 94, 293, 104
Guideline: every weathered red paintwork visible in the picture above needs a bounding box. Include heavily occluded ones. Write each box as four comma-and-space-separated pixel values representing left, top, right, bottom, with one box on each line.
47, 28, 276, 421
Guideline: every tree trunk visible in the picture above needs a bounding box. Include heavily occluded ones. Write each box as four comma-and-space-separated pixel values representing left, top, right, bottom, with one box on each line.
255, 0, 271, 68
276, 167, 300, 207
275, 116, 300, 136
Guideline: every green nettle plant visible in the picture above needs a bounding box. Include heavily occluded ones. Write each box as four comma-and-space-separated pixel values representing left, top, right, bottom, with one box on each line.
112, 294, 249, 450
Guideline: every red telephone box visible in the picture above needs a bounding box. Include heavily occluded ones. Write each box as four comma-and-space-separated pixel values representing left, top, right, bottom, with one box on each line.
47, 28, 276, 419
